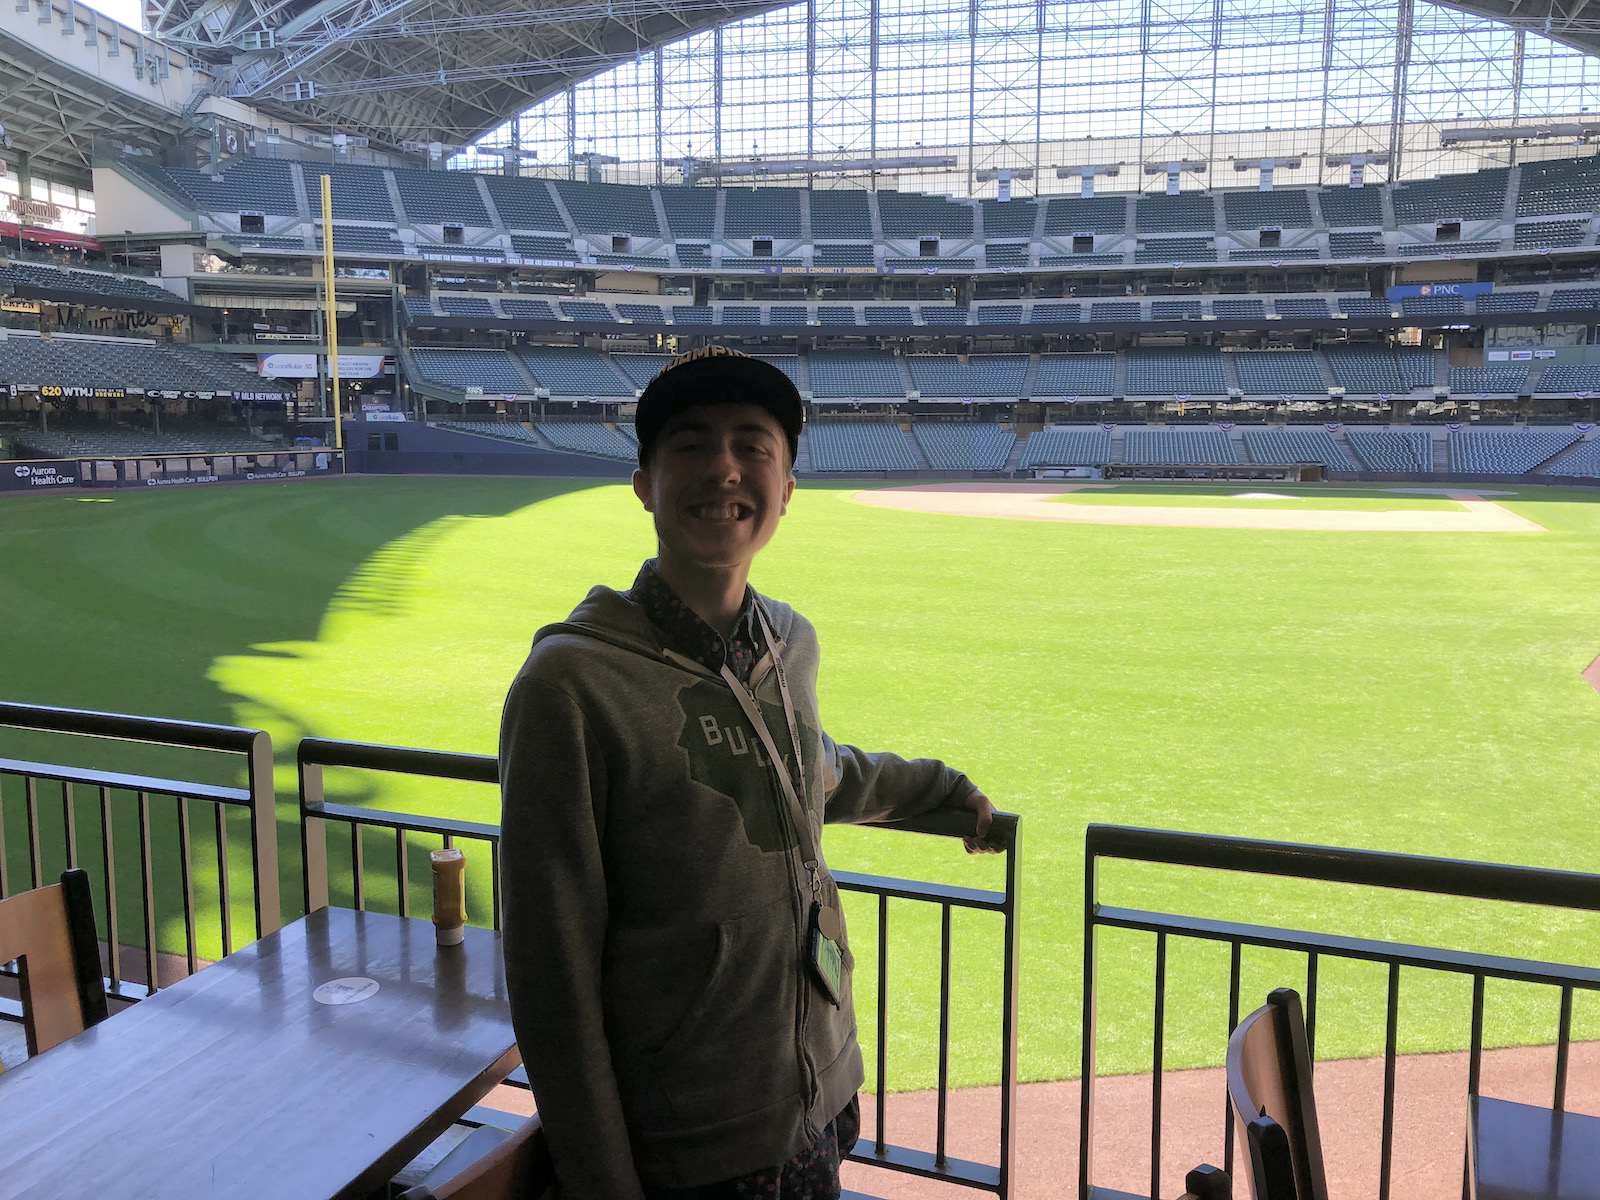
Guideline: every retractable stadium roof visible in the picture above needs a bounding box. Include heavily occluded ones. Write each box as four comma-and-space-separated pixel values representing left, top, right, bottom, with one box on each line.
144, 0, 793, 155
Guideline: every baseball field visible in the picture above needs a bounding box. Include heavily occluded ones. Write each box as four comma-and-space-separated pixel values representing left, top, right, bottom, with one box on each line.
4, 474, 1600, 1091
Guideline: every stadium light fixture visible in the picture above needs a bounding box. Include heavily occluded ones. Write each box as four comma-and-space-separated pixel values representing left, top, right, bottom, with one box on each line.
678, 154, 955, 179
1143, 160, 1207, 195
1325, 152, 1389, 187
976, 167, 1034, 201
1055, 163, 1122, 198
1231, 156, 1302, 191
1439, 123, 1600, 146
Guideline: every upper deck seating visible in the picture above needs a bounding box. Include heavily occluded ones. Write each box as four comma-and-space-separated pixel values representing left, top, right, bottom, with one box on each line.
863, 305, 916, 324
914, 423, 1016, 470
1542, 438, 1600, 477
535, 422, 636, 458
675, 245, 712, 268
1404, 238, 1503, 255
720, 305, 761, 325
877, 191, 974, 238
981, 199, 1038, 238
510, 235, 577, 260
1475, 290, 1540, 312
0, 262, 181, 306
168, 157, 299, 217
1122, 427, 1236, 463
1449, 427, 1580, 473
612, 354, 674, 387
1517, 156, 1600, 216
724, 188, 802, 238
1329, 232, 1384, 257
1124, 347, 1227, 394
886, 257, 976, 269
1135, 192, 1215, 233
815, 306, 857, 326
318, 225, 402, 256
1032, 302, 1083, 322
1040, 252, 1128, 266
396, 169, 491, 225
1034, 353, 1114, 396
304, 166, 395, 222
1150, 299, 1202, 320
1534, 363, 1600, 391
1346, 428, 1432, 472
1449, 366, 1527, 394
238, 235, 308, 251
1241, 428, 1347, 469
617, 303, 665, 322
1274, 297, 1331, 319
403, 295, 437, 318
1392, 168, 1508, 222
1228, 247, 1321, 261
658, 187, 716, 240
984, 244, 1030, 268
1136, 237, 1214, 263
1396, 348, 1437, 389
1234, 351, 1326, 395
411, 348, 527, 392
484, 176, 566, 230
1514, 220, 1587, 248
438, 295, 495, 317
919, 307, 970, 325
975, 305, 1025, 324
1042, 195, 1127, 235
809, 190, 873, 238
558, 300, 614, 322
905, 355, 1027, 397
1337, 296, 1392, 317
519, 347, 633, 395
1325, 347, 1405, 393
1089, 300, 1142, 322
1547, 287, 1600, 310
751, 355, 802, 387
1318, 186, 1385, 226
816, 244, 875, 266
1212, 299, 1267, 320
1019, 428, 1112, 467
807, 422, 917, 471
1400, 295, 1466, 318
769, 305, 810, 325
671, 305, 714, 323
553, 180, 659, 236
1223, 190, 1314, 229
500, 298, 557, 320
808, 350, 907, 398
0, 338, 277, 395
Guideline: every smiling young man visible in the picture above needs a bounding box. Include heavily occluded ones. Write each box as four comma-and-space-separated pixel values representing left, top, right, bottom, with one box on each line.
498, 344, 993, 1199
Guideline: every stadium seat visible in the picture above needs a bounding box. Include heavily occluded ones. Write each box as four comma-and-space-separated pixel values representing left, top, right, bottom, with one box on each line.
1448, 428, 1580, 473
807, 351, 906, 398
904, 355, 1027, 397
806, 422, 918, 470
1123, 428, 1236, 464
1019, 428, 1111, 467
1227, 989, 1328, 1200
1124, 348, 1227, 395
1448, 367, 1527, 395
1241, 428, 1348, 469
1034, 353, 1114, 397
913, 424, 1016, 470
534, 422, 637, 458
1345, 428, 1433, 472
1234, 351, 1327, 396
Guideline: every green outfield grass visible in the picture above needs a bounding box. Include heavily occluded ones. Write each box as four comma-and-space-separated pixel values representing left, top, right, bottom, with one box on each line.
4, 475, 1600, 1092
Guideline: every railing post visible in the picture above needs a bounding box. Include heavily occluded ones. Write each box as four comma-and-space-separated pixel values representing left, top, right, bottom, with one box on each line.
247, 730, 281, 936
1080, 831, 1098, 1200
299, 754, 330, 915
998, 814, 1021, 1200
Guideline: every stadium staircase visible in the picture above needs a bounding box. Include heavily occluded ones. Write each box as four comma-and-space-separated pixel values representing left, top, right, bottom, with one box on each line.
1313, 350, 1340, 391
1002, 428, 1030, 472
385, 175, 411, 227
289, 163, 312, 219
894, 353, 916, 397
1018, 354, 1042, 400
903, 424, 933, 470
793, 432, 813, 474
1220, 352, 1243, 394
1432, 433, 1450, 473
1503, 170, 1522, 221
1225, 425, 1249, 460
1111, 351, 1129, 399
1107, 425, 1128, 463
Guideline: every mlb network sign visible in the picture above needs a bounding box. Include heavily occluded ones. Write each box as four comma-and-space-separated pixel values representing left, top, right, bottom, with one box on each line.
1385, 283, 1494, 300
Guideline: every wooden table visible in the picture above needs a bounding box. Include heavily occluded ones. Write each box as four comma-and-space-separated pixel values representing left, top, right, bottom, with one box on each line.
0, 906, 521, 1198
1470, 1094, 1600, 1199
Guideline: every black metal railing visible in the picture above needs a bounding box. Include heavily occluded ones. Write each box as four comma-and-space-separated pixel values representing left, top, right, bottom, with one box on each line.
297, 735, 1021, 1198
1079, 823, 1600, 1200
0, 701, 279, 1002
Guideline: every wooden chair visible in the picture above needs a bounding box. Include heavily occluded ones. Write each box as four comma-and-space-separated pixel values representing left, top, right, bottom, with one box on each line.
397, 1113, 553, 1200
0, 867, 108, 1062
1225, 988, 1328, 1200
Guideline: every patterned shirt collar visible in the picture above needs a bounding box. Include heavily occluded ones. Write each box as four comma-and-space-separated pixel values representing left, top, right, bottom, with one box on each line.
629, 559, 765, 684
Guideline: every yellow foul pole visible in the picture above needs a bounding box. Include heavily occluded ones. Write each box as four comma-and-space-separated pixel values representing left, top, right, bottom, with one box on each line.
320, 173, 345, 471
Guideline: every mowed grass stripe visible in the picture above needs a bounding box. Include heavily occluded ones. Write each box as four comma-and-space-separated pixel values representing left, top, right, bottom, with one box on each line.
3, 477, 1599, 1089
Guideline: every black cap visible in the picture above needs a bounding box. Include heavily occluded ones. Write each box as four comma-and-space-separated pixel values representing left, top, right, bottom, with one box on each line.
634, 345, 804, 469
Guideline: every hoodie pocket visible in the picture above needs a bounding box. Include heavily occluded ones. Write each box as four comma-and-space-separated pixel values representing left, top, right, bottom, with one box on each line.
603, 919, 731, 1070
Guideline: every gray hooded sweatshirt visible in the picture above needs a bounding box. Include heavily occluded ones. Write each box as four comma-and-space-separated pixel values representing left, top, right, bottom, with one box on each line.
499, 582, 971, 1197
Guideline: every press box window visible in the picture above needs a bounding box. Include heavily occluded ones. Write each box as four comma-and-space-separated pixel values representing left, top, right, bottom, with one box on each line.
1259, 227, 1281, 248
920, 238, 940, 257
1073, 235, 1095, 254
1436, 221, 1461, 242
752, 238, 773, 257
240, 212, 265, 235
612, 235, 631, 253
443, 224, 464, 245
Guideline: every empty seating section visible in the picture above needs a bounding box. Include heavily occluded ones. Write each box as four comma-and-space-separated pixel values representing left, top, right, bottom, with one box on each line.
1515, 220, 1587, 248
817, 306, 858, 325
1043, 196, 1128, 234
511, 235, 576, 260
976, 305, 1024, 324
1274, 298, 1331, 319
984, 244, 1030, 268
554, 181, 659, 236
1346, 428, 1433, 472
807, 423, 917, 470
411, 348, 528, 392
1241, 428, 1347, 469
1392, 169, 1508, 222
435, 419, 542, 445
1396, 349, 1436, 389
167, 158, 299, 217
1223, 190, 1313, 229
1136, 193, 1215, 233
238, 235, 308, 250
1318, 186, 1384, 226
305, 167, 394, 222
1136, 237, 1214, 263
914, 423, 1016, 470
535, 423, 636, 459
1124, 348, 1227, 394
887, 257, 976, 269
751, 355, 802, 387
500, 298, 556, 320
1150, 300, 1202, 320
659, 188, 717, 239
1449, 428, 1579, 473
612, 354, 673, 387
1228, 247, 1321, 261
0, 262, 180, 306
1326, 347, 1405, 392
1034, 353, 1114, 396
16, 425, 288, 457
484, 177, 565, 230
1517, 157, 1600, 216
558, 300, 613, 322
1450, 366, 1527, 394
1535, 364, 1600, 391
403, 295, 436, 317
864, 305, 915, 324
617, 303, 664, 322
1212, 299, 1266, 319
1040, 252, 1127, 266
672, 305, 714, 323
1123, 428, 1236, 464
809, 190, 873, 238
396, 171, 490, 225
518, 347, 632, 395
1090, 300, 1142, 322
816, 244, 875, 266
1407, 239, 1503, 256
808, 351, 907, 397
1019, 428, 1111, 467
1476, 290, 1539, 312
328, 225, 401, 255
1033, 303, 1083, 322
770, 305, 810, 324
1400, 295, 1466, 317
905, 355, 1027, 396
1329, 232, 1384, 257
1548, 288, 1600, 309
720, 305, 761, 325
1338, 296, 1392, 316
676, 245, 712, 268
981, 199, 1038, 238
920, 307, 970, 325
724, 189, 802, 237
0, 338, 274, 394
1543, 438, 1600, 477
438, 295, 494, 316
1234, 351, 1326, 394
877, 191, 974, 238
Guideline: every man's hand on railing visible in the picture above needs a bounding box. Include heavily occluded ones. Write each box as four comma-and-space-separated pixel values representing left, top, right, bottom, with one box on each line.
961, 787, 998, 855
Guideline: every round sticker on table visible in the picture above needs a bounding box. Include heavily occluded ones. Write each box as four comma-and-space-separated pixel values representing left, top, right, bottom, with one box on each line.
313, 977, 380, 1005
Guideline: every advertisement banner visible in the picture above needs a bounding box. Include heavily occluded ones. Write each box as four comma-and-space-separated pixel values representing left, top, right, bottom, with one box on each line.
1385, 282, 1494, 300
1, 461, 78, 491
258, 353, 388, 379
